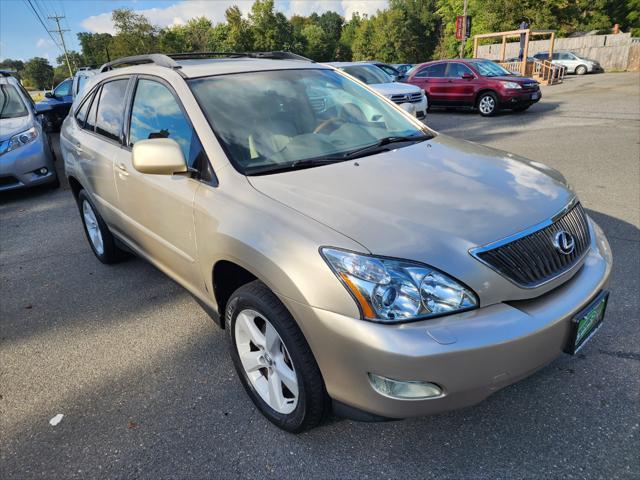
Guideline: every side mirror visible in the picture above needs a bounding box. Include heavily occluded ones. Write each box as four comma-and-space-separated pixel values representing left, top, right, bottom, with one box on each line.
35, 102, 52, 114
461, 73, 475, 80
132, 138, 187, 175
44, 91, 53, 98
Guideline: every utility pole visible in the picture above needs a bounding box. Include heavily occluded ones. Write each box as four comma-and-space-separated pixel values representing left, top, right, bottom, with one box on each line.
48, 15, 73, 77
459, 0, 468, 58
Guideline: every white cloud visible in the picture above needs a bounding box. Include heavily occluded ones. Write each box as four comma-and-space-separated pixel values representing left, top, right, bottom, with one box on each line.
36, 38, 55, 49
81, 0, 388, 33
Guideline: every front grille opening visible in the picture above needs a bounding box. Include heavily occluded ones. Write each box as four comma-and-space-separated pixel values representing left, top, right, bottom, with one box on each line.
474, 203, 591, 288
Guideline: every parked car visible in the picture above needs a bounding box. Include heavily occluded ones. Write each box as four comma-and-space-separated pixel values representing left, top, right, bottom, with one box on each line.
406, 58, 541, 116
370, 61, 406, 81
392, 63, 414, 75
329, 62, 427, 119
533, 51, 603, 75
37, 67, 98, 130
0, 71, 58, 191
61, 52, 612, 433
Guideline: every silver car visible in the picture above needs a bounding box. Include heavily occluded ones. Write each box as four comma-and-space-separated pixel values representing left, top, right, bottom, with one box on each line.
0, 71, 58, 191
533, 51, 603, 75
61, 52, 612, 432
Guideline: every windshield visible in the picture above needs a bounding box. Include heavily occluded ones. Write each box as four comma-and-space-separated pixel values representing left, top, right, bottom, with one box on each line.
0, 84, 28, 119
189, 69, 430, 175
474, 61, 513, 77
340, 65, 392, 85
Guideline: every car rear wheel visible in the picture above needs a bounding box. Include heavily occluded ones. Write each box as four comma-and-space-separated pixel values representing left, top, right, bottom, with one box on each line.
226, 280, 330, 432
477, 92, 498, 116
575, 65, 587, 75
77, 190, 125, 264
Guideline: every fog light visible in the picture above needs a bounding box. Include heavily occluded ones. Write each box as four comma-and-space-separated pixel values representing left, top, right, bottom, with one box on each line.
37, 167, 48, 175
368, 373, 443, 399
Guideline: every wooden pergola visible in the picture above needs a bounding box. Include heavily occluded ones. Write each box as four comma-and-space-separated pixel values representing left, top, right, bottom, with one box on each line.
472, 28, 556, 76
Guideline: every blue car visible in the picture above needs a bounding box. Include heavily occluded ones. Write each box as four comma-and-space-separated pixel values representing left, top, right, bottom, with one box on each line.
37, 68, 97, 130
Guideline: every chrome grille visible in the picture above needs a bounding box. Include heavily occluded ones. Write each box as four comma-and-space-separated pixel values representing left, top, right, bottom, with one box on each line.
390, 92, 423, 104
471, 202, 591, 288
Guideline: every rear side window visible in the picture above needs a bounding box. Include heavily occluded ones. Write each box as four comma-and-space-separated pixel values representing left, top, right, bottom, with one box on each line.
75, 91, 94, 126
425, 63, 446, 77
95, 79, 128, 142
129, 79, 203, 168
84, 86, 100, 131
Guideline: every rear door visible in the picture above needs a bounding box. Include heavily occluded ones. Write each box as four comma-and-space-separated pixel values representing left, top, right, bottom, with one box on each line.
70, 78, 130, 225
410, 63, 448, 104
113, 76, 205, 292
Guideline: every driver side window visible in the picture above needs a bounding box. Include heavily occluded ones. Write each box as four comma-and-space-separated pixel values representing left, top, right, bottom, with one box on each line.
128, 79, 204, 169
54, 79, 72, 97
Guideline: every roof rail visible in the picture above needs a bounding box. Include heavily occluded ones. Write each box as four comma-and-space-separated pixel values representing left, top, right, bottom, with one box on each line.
99, 54, 180, 73
168, 51, 314, 62
0, 70, 17, 77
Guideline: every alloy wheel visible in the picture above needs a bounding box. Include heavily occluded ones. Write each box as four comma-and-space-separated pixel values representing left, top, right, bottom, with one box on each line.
234, 309, 299, 414
82, 200, 104, 255
479, 95, 496, 115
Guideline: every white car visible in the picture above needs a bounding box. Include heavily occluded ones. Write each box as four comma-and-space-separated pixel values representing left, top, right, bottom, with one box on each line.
328, 62, 428, 120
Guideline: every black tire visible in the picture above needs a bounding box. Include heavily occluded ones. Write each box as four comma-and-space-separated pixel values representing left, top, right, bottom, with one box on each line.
77, 190, 125, 264
226, 280, 330, 433
575, 65, 587, 75
477, 91, 498, 116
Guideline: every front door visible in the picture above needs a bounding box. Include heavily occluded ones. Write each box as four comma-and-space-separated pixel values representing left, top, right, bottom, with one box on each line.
113, 77, 203, 292
443, 63, 478, 106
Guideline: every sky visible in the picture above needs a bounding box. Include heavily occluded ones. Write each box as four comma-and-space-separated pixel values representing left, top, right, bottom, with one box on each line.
0, 0, 389, 63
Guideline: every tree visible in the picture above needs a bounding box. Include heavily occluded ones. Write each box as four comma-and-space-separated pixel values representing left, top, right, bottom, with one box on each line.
77, 32, 113, 66
56, 51, 85, 71
110, 8, 157, 57
224, 6, 254, 51
0, 59, 25, 79
182, 17, 215, 51
301, 24, 328, 60
249, 0, 292, 51
23, 57, 53, 89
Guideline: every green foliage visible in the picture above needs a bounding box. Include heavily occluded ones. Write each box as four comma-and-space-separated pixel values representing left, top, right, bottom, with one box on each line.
23, 0, 634, 74
0, 59, 25, 79
23, 57, 53, 89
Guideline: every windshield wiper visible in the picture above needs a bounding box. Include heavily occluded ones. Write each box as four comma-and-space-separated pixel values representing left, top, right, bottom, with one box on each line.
340, 134, 432, 160
246, 157, 348, 176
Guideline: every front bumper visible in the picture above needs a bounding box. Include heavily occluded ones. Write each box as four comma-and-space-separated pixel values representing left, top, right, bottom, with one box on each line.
500, 89, 542, 108
281, 218, 612, 419
0, 136, 56, 191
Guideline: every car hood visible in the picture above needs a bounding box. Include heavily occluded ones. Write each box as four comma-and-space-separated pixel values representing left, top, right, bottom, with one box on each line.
370, 82, 421, 96
489, 75, 538, 84
0, 115, 32, 142
248, 134, 574, 293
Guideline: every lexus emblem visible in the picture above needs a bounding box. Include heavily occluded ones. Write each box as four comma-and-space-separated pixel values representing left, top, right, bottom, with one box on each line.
554, 230, 575, 255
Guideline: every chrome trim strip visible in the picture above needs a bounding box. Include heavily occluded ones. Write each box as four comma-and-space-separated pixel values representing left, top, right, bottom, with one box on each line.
468, 196, 590, 289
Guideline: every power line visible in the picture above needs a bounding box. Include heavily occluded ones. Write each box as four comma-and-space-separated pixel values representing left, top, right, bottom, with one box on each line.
23, 0, 60, 49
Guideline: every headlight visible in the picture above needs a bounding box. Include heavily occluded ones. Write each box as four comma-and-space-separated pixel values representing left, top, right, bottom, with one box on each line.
0, 127, 38, 155
500, 81, 522, 89
321, 248, 478, 323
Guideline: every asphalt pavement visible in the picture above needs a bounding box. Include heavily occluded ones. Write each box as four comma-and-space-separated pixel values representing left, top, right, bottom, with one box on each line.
1, 72, 639, 479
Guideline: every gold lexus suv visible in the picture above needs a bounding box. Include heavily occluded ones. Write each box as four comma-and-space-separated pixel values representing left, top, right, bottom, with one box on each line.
61, 52, 612, 432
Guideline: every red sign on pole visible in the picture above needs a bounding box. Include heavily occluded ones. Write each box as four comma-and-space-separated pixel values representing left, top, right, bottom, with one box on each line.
455, 16, 464, 40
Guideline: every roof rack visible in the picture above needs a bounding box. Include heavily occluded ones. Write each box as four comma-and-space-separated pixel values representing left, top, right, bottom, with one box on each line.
99, 54, 181, 73
98, 51, 313, 74
168, 51, 314, 62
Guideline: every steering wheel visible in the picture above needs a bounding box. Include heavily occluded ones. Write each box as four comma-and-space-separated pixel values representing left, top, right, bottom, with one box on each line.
313, 103, 368, 135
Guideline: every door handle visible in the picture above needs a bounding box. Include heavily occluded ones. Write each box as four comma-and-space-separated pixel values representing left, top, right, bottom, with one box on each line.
117, 162, 129, 176
74, 143, 83, 153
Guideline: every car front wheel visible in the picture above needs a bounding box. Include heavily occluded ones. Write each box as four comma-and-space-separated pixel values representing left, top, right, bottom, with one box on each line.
575, 65, 587, 75
226, 280, 330, 432
477, 92, 498, 116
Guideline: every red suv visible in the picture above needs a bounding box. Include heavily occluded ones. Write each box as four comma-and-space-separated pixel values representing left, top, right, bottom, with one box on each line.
405, 59, 541, 116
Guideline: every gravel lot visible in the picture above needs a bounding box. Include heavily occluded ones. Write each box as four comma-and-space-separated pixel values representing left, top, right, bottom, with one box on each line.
1, 72, 639, 479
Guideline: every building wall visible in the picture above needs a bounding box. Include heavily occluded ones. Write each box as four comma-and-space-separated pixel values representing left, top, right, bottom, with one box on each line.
477, 33, 635, 71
